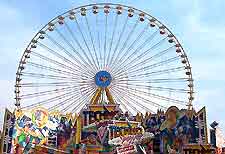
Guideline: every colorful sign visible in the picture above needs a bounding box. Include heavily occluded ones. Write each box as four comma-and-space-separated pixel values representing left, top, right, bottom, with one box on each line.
11, 108, 78, 153
7, 105, 208, 153
0, 109, 15, 154
12, 108, 60, 153
183, 144, 215, 154
117, 144, 137, 154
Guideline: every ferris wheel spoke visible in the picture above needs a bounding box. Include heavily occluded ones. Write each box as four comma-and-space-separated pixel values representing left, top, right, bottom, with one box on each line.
61, 87, 95, 112
64, 22, 97, 74
114, 85, 167, 109
71, 88, 95, 113
131, 88, 186, 105
20, 72, 91, 82
112, 87, 155, 113
129, 45, 175, 70
26, 62, 89, 79
19, 85, 80, 99
113, 36, 169, 75
114, 35, 168, 73
108, 16, 129, 68
114, 66, 185, 80
16, 81, 83, 87
80, 81, 96, 88
45, 33, 87, 72
48, 90, 81, 112
115, 56, 180, 78
30, 85, 92, 110
84, 16, 100, 70
122, 91, 156, 113
19, 81, 93, 89
71, 99, 86, 113
111, 29, 159, 74
114, 85, 186, 105
48, 91, 82, 112
74, 18, 99, 71
115, 82, 189, 93
128, 56, 180, 74
95, 13, 102, 67
131, 83, 189, 93
106, 14, 118, 68
111, 91, 138, 115
131, 89, 182, 110
52, 29, 96, 75
111, 88, 141, 113
115, 78, 189, 85
128, 66, 185, 78
37, 42, 93, 77
103, 14, 108, 68
31, 51, 84, 75
21, 89, 78, 109
111, 22, 148, 72
37, 42, 81, 71
110, 19, 139, 70
111, 90, 131, 114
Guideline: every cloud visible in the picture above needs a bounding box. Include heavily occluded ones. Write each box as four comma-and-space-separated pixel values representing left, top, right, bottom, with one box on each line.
172, 0, 225, 134
0, 4, 35, 115
0, 80, 14, 107
0, 3, 38, 80
180, 1, 225, 56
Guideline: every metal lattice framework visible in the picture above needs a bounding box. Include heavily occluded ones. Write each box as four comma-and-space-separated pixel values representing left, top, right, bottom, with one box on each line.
15, 3, 194, 114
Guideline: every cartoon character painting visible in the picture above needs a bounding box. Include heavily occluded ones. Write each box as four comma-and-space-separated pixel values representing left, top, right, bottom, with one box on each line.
12, 108, 59, 153
160, 106, 194, 153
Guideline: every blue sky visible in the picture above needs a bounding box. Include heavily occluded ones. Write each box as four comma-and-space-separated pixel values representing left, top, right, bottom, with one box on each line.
0, 0, 225, 134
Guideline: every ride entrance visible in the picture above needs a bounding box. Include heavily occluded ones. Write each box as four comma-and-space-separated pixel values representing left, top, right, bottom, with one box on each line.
4, 3, 212, 154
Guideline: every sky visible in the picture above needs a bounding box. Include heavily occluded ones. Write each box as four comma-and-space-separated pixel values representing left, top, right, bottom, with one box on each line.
0, 0, 225, 135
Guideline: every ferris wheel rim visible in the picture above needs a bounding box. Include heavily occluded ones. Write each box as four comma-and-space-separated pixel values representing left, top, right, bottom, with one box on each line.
15, 3, 194, 112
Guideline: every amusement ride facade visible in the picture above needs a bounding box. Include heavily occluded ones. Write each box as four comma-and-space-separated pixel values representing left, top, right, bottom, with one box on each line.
0, 3, 213, 154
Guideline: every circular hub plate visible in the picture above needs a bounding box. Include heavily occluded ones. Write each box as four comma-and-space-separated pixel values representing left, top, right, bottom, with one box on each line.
95, 71, 112, 88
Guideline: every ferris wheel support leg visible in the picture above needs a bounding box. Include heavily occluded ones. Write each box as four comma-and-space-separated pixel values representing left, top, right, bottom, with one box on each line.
90, 88, 102, 104
75, 115, 82, 146
105, 87, 115, 104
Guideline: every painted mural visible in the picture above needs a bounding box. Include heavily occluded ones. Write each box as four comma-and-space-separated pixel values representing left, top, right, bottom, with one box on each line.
11, 108, 78, 153
6, 105, 209, 153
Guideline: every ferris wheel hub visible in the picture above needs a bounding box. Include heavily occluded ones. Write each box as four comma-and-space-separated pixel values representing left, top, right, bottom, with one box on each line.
94, 70, 112, 88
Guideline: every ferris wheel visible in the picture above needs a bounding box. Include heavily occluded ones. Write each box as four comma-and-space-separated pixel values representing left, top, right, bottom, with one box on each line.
15, 3, 194, 114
